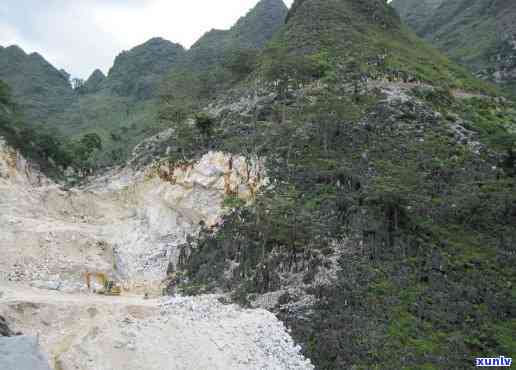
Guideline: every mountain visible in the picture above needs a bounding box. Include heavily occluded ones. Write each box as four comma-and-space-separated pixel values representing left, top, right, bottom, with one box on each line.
273, 0, 489, 91
6, 0, 288, 169
182, 0, 288, 71
0, 45, 75, 123
1, 0, 516, 369
282, 0, 402, 51
0, 39, 185, 170
230, 0, 289, 48
101, 37, 186, 100
82, 69, 106, 95
157, 0, 516, 369
391, 0, 516, 93
158, 0, 290, 146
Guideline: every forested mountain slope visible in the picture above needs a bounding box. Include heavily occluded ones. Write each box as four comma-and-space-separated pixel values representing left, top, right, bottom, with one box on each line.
100, 37, 186, 100
0, 46, 75, 123
390, 0, 444, 34
181, 0, 288, 72
0, 0, 289, 172
38, 38, 187, 169
81, 69, 106, 95
392, 0, 516, 94
1, 1, 515, 368
153, 0, 516, 368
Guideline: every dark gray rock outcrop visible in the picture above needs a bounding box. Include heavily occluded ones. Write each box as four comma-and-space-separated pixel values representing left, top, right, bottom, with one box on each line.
0, 336, 52, 370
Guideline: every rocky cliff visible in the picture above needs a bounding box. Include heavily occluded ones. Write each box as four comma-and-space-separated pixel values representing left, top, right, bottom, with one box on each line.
0, 135, 265, 292
0, 134, 316, 370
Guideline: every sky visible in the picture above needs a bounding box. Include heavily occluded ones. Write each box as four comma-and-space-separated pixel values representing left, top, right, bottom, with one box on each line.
0, 0, 294, 79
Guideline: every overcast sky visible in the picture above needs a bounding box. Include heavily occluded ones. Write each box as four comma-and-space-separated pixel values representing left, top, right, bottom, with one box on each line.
0, 0, 294, 79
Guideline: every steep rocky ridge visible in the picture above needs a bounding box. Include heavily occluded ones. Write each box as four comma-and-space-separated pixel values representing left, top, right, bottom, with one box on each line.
101, 38, 186, 100
180, 80, 516, 369
81, 69, 106, 95
0, 46, 75, 123
273, 0, 491, 93
231, 0, 289, 48
181, 0, 288, 72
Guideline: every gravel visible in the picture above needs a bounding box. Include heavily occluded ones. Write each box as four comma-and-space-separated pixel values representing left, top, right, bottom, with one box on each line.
159, 295, 314, 370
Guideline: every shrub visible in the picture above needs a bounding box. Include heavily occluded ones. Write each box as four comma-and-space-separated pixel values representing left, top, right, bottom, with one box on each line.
194, 112, 215, 136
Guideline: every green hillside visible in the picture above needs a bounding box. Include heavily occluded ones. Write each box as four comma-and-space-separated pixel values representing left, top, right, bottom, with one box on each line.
100, 37, 186, 100
390, 0, 444, 34
81, 69, 106, 95
392, 0, 516, 95
60, 0, 287, 169
1, 1, 515, 366
276, 0, 494, 92
37, 37, 187, 168
0, 45, 75, 123
157, 1, 516, 369
0, 79, 74, 177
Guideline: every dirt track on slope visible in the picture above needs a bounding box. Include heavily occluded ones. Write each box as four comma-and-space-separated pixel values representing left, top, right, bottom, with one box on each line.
0, 283, 313, 370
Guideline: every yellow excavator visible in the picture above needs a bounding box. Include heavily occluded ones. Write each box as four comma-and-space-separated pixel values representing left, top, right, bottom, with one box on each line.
85, 272, 122, 296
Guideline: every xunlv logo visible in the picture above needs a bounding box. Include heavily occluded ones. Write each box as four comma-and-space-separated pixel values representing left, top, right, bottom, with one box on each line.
476, 356, 512, 367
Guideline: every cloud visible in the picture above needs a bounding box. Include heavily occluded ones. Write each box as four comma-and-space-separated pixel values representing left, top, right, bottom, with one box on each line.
0, 0, 294, 79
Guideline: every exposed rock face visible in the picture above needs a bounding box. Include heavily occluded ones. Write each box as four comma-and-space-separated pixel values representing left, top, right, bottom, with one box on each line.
0, 136, 266, 292
0, 336, 51, 370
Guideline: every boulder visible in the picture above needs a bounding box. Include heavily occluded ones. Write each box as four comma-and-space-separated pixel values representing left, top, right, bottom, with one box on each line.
0, 336, 51, 370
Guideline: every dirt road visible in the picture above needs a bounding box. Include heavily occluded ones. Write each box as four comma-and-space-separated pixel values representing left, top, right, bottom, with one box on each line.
0, 283, 313, 370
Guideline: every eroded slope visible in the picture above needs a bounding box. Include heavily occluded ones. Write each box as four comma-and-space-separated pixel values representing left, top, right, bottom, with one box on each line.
0, 136, 265, 292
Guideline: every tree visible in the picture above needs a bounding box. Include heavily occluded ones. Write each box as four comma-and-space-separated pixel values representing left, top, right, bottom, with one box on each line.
63, 132, 103, 175
194, 112, 215, 138
81, 133, 102, 152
